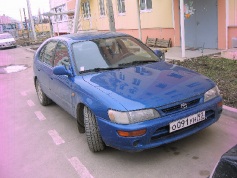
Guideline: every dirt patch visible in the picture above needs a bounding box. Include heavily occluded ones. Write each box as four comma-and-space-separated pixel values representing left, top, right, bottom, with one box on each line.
0, 64, 29, 74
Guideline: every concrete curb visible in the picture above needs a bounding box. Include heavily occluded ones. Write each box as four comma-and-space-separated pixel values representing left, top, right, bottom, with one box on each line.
223, 105, 237, 119
25, 47, 36, 53
18, 45, 37, 53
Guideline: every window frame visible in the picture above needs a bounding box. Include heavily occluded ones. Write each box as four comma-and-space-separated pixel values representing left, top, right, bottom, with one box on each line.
82, 1, 91, 19
117, 0, 126, 15
140, 0, 152, 12
99, 0, 106, 17
52, 4, 68, 23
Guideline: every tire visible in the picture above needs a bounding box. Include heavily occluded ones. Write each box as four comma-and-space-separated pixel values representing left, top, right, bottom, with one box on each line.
35, 79, 52, 106
84, 106, 105, 152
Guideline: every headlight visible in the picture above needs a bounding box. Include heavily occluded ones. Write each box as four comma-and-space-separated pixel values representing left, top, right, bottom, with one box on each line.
204, 86, 220, 102
108, 109, 160, 124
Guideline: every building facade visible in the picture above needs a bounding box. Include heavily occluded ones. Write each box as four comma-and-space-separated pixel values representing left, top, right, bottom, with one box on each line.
49, 0, 75, 34
50, 0, 237, 49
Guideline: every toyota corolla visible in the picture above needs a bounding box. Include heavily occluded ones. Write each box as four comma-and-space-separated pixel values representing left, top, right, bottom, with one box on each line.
33, 32, 223, 152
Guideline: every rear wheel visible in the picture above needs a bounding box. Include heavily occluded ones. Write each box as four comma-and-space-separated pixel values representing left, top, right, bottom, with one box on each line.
35, 79, 52, 106
84, 106, 105, 152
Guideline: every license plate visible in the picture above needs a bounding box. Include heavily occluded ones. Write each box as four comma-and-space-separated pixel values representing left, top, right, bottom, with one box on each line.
169, 111, 206, 133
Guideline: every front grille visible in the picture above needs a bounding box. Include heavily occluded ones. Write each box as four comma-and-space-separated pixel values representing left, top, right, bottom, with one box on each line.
150, 110, 215, 142
161, 98, 200, 114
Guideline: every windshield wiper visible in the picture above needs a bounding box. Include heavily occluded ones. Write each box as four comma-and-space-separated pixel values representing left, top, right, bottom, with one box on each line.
79, 67, 122, 74
118, 60, 157, 67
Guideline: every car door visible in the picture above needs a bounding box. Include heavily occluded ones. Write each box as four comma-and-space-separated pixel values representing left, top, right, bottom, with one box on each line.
35, 41, 57, 97
50, 41, 74, 114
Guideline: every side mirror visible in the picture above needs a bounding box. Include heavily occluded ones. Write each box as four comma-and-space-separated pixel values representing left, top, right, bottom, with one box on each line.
53, 65, 72, 76
154, 49, 165, 60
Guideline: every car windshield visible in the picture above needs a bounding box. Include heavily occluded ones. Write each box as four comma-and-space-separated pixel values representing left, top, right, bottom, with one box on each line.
72, 36, 159, 73
0, 33, 13, 39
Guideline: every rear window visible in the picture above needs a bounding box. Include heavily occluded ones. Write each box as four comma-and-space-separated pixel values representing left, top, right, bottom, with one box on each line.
0, 33, 13, 39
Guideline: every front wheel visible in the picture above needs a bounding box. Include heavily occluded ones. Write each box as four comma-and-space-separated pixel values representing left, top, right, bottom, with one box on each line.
84, 106, 105, 152
35, 79, 52, 106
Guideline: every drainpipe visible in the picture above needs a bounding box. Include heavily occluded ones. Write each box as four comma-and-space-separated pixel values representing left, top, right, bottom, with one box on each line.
180, 0, 186, 58
136, 0, 142, 40
73, 0, 81, 33
172, 0, 175, 45
226, 0, 229, 49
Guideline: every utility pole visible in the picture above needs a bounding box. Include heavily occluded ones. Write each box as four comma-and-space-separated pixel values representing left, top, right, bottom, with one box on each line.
23, 8, 30, 40
19, 9, 24, 35
26, 0, 37, 40
136, 0, 142, 40
73, 0, 81, 33
106, 0, 115, 32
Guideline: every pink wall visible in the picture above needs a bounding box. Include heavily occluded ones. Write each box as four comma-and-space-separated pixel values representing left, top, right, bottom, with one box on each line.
228, 26, 237, 48
67, 0, 76, 11
113, 0, 182, 47
174, 0, 181, 46
114, 28, 175, 46
218, 0, 227, 49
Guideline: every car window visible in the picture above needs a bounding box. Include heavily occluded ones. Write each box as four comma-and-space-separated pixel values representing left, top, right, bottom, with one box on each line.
72, 41, 108, 72
54, 42, 70, 69
39, 45, 46, 62
41, 41, 57, 67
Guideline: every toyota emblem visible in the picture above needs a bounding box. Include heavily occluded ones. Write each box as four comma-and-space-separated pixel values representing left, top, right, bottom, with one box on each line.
181, 103, 188, 109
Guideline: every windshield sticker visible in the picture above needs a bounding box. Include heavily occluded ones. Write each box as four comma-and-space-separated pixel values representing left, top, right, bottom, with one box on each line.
80, 66, 85, 71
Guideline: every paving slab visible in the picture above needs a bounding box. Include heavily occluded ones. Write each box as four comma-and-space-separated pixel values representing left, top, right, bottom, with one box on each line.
164, 47, 222, 61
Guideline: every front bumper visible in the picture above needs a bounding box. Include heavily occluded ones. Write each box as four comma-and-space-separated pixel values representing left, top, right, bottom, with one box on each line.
96, 97, 222, 152
0, 42, 16, 49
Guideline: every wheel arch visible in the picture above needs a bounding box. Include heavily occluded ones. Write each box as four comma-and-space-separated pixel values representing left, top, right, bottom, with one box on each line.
34, 76, 37, 87
76, 102, 86, 133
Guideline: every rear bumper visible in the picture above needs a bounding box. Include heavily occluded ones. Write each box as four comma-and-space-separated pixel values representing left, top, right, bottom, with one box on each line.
0, 42, 16, 49
96, 97, 222, 152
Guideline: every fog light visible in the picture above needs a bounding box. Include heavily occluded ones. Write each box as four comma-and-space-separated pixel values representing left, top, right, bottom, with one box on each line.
117, 129, 146, 137
133, 140, 140, 147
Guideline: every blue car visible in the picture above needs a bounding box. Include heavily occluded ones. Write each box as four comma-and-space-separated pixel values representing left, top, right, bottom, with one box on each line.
33, 32, 223, 152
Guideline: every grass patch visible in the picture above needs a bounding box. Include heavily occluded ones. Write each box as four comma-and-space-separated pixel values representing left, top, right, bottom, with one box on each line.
172, 56, 237, 108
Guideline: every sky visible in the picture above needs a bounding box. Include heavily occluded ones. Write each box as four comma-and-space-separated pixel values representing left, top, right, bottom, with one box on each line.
0, 0, 50, 21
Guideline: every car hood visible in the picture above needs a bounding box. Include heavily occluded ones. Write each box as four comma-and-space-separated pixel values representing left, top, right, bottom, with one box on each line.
82, 61, 215, 110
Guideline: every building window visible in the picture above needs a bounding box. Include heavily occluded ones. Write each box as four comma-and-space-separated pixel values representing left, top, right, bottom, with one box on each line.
140, 0, 152, 11
117, 0, 125, 14
82, 1, 91, 19
53, 4, 67, 22
99, 0, 106, 16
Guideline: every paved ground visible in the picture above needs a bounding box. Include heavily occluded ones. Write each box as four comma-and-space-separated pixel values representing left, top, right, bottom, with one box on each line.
165, 47, 222, 61
0, 47, 237, 178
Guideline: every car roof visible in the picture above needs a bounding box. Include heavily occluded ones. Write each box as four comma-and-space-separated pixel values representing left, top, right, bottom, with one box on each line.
52, 32, 130, 42
0, 33, 12, 36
